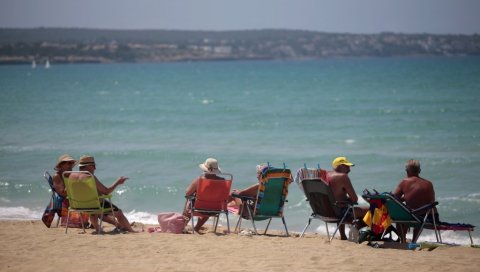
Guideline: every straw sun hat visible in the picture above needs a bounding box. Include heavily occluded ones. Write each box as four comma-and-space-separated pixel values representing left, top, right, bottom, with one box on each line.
199, 158, 222, 174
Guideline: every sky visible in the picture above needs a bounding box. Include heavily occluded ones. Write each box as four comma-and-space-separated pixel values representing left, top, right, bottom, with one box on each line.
1, 0, 479, 34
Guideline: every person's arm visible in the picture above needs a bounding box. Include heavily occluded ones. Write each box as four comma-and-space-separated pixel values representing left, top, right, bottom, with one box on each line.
238, 183, 259, 197
342, 176, 358, 203
52, 175, 67, 197
95, 176, 128, 195
393, 180, 404, 201
185, 178, 198, 196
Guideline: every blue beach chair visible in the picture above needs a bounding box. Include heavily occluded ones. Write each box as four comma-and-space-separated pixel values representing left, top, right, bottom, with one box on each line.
41, 171, 63, 228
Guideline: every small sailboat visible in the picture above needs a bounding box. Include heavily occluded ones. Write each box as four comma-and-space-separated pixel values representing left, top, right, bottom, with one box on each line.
45, 59, 50, 69
32, 59, 36, 69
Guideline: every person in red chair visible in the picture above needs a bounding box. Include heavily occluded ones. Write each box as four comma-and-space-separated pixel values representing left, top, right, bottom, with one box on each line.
393, 159, 437, 243
183, 158, 225, 233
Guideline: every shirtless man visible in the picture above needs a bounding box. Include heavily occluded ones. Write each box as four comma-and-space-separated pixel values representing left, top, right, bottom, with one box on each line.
393, 159, 436, 243
327, 156, 367, 240
69, 155, 136, 233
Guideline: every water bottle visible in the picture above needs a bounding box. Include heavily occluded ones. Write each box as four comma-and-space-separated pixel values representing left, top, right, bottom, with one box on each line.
407, 243, 419, 250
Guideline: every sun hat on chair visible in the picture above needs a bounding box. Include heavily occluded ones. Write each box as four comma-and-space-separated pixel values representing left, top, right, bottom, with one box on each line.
199, 158, 222, 174
55, 154, 77, 170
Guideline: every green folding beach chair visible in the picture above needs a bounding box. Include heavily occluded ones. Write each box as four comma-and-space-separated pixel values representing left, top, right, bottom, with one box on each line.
362, 192, 475, 244
62, 171, 117, 234
233, 167, 292, 237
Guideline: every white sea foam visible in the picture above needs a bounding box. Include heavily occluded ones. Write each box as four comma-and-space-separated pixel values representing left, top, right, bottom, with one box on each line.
313, 225, 477, 245
0, 206, 42, 220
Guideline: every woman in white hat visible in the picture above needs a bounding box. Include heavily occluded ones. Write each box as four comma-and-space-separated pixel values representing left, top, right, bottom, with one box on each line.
183, 158, 224, 233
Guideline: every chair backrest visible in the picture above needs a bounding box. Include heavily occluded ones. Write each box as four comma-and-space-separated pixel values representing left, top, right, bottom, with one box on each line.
301, 179, 342, 219
254, 168, 292, 217
44, 171, 55, 190
194, 174, 233, 212
366, 193, 421, 224
63, 171, 101, 210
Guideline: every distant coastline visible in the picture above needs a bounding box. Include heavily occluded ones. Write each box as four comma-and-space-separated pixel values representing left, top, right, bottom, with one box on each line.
1, 28, 479, 64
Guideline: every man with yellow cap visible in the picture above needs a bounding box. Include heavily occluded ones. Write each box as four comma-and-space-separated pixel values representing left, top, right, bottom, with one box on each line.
327, 156, 367, 240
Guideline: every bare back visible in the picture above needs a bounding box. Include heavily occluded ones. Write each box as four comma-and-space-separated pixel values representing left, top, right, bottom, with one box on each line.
393, 176, 435, 210
327, 171, 358, 204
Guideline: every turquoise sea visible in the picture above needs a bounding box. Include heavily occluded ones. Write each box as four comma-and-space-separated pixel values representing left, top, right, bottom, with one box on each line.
1, 57, 479, 244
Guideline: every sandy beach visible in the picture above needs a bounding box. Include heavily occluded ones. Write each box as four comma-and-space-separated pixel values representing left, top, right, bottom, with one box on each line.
0, 220, 478, 272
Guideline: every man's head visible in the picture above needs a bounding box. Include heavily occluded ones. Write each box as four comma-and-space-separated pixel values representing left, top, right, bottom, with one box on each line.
332, 156, 354, 173
405, 159, 421, 176
78, 155, 96, 172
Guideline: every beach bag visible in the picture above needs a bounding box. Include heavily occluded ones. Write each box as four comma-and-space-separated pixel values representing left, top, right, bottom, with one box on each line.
157, 212, 188, 234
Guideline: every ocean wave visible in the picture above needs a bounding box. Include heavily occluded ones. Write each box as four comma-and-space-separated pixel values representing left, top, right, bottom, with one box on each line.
0, 206, 42, 220
438, 193, 480, 203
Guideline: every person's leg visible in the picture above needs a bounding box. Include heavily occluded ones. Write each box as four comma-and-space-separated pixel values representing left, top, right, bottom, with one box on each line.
353, 206, 368, 229
113, 209, 136, 232
338, 224, 348, 240
396, 223, 407, 243
89, 214, 101, 233
194, 216, 209, 232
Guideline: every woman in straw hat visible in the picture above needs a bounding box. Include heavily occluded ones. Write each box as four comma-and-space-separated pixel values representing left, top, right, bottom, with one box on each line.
52, 154, 77, 198
183, 158, 225, 233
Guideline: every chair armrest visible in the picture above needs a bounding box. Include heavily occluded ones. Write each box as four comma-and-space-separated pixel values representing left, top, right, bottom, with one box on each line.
412, 202, 438, 214
334, 200, 358, 207
99, 194, 112, 200
231, 193, 256, 201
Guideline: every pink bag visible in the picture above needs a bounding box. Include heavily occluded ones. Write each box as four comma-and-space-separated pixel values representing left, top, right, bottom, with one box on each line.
157, 212, 188, 234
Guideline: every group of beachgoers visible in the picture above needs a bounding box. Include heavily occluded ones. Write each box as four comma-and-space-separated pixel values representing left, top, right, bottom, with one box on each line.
52, 153, 436, 242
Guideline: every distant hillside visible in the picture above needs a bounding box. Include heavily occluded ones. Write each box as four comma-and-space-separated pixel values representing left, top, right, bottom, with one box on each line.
0, 28, 479, 64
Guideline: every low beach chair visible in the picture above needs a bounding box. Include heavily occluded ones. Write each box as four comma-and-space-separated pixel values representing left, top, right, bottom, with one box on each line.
233, 167, 292, 237
41, 171, 63, 228
362, 192, 475, 245
185, 173, 233, 234
299, 178, 357, 242
62, 171, 117, 234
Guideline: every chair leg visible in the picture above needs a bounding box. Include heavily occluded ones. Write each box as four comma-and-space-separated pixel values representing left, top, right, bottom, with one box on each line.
263, 218, 272, 235
331, 206, 353, 242
226, 212, 230, 234
79, 213, 86, 234
281, 216, 289, 237
325, 222, 331, 242
213, 216, 219, 233
246, 205, 258, 234
65, 211, 70, 234
55, 214, 61, 228
300, 217, 312, 238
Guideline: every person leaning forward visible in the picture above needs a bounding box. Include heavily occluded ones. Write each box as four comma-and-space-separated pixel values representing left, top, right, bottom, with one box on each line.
327, 156, 368, 240
68, 155, 136, 233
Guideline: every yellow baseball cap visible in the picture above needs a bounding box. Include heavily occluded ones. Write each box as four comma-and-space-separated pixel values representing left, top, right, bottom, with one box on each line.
332, 156, 354, 169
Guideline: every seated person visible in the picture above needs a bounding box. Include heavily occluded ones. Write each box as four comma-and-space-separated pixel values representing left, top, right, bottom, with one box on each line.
69, 155, 136, 233
393, 159, 437, 243
52, 154, 90, 227
327, 156, 368, 240
183, 158, 225, 233
229, 163, 269, 217
52, 154, 77, 198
